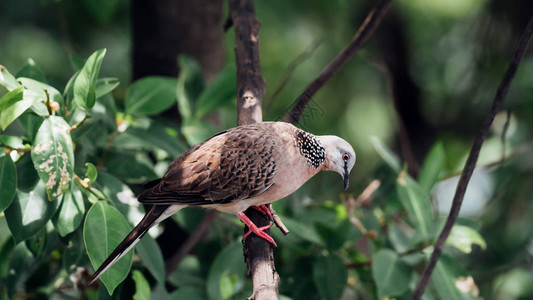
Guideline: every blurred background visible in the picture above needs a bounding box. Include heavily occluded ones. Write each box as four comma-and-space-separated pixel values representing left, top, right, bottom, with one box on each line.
1, 0, 532, 299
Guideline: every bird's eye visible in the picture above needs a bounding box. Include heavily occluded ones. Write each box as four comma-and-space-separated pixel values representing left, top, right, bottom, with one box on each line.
342, 153, 350, 161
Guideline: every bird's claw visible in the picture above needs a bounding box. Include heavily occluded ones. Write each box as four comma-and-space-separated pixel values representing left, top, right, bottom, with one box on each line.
243, 224, 277, 247
251, 205, 273, 220
236, 211, 277, 247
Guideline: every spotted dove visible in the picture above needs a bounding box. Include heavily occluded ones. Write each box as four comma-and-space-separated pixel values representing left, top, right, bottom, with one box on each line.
88, 121, 355, 285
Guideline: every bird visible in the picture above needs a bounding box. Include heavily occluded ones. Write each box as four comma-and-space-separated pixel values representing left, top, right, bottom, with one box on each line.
88, 121, 355, 285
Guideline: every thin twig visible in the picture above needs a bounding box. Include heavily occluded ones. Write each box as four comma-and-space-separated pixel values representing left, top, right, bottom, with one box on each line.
354, 179, 381, 207
165, 210, 219, 276
500, 109, 511, 164
268, 204, 289, 235
282, 0, 394, 124
263, 39, 322, 112
70, 115, 89, 131
346, 181, 381, 238
346, 260, 371, 268
439, 139, 533, 180
412, 15, 533, 299
74, 173, 106, 201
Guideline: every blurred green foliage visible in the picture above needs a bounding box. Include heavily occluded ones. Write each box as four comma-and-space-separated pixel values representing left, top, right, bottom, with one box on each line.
0, 0, 532, 299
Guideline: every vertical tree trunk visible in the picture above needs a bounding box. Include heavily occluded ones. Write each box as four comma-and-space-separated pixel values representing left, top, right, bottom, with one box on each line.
373, 9, 433, 176
131, 0, 225, 82
229, 0, 280, 298
130, 0, 225, 261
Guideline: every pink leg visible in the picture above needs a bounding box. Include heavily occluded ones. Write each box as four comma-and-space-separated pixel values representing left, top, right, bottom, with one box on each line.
243, 225, 272, 240
236, 212, 277, 247
250, 205, 273, 220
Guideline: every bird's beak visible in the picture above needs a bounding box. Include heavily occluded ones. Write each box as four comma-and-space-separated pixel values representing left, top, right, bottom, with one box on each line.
343, 163, 349, 191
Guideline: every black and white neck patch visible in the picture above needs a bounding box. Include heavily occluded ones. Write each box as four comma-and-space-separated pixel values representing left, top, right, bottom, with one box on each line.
296, 130, 325, 168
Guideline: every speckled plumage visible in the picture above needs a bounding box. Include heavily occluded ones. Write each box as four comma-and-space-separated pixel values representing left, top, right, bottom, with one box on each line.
295, 130, 325, 168
139, 123, 283, 206
88, 122, 355, 285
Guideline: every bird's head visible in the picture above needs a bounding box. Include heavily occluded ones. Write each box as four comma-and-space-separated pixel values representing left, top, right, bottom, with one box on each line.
318, 136, 356, 191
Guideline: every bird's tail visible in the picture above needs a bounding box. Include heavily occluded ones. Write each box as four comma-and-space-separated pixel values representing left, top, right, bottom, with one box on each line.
87, 204, 184, 286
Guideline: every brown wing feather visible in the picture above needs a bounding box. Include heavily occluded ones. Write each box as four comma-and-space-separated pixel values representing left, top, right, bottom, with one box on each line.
138, 123, 279, 205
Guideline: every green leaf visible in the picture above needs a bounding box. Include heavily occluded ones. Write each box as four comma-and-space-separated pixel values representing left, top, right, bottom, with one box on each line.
396, 171, 434, 242
62, 229, 84, 274
312, 255, 348, 300
85, 162, 98, 184
31, 116, 75, 200
52, 185, 85, 237
16, 153, 40, 192
280, 215, 325, 246
63, 70, 80, 107
447, 225, 486, 253
181, 119, 218, 146
132, 270, 151, 300
0, 135, 25, 149
0, 237, 15, 279
0, 86, 31, 131
18, 77, 65, 106
167, 255, 205, 288
125, 76, 178, 116
103, 151, 158, 184
195, 66, 236, 118
82, 0, 120, 23
207, 242, 246, 300
176, 56, 204, 121
430, 254, 472, 299
93, 172, 146, 227
0, 155, 17, 213
387, 222, 412, 253
24, 226, 46, 257
0, 66, 21, 91
73, 49, 107, 110
371, 249, 412, 298
315, 218, 354, 250
95, 77, 120, 99
170, 286, 207, 300
220, 272, 239, 299
136, 235, 165, 283
17, 112, 44, 142
371, 136, 401, 173
152, 284, 172, 300
5, 181, 60, 243
18, 77, 65, 117
419, 142, 446, 193
114, 121, 187, 157
15, 59, 47, 83
84, 201, 134, 295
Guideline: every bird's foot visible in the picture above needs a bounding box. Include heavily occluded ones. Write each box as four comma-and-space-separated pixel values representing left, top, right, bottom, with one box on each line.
236, 212, 277, 247
251, 205, 273, 220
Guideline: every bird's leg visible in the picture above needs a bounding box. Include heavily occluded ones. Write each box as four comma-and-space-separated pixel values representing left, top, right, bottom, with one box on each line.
250, 205, 273, 220
236, 212, 277, 247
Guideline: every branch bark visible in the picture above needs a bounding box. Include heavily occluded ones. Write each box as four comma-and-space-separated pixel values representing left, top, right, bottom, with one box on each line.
412, 15, 533, 300
230, 0, 265, 126
282, 0, 394, 124
229, 0, 279, 299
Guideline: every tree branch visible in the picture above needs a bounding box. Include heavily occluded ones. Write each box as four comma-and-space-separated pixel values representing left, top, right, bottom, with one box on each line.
282, 0, 394, 124
412, 15, 533, 299
231, 0, 265, 125
229, 0, 280, 299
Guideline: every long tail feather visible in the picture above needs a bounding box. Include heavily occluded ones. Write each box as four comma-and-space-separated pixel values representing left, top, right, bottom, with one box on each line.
87, 204, 184, 286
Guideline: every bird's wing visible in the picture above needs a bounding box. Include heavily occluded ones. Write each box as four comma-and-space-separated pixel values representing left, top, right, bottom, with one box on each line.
138, 125, 278, 205
87, 204, 183, 286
